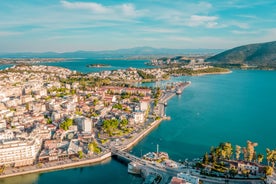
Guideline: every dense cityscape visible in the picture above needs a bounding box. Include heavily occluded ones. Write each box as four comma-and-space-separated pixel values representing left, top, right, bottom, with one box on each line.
0, 62, 274, 184
0, 0, 275, 183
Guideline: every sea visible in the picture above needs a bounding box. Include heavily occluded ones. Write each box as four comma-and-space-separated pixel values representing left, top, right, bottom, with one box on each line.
0, 59, 276, 184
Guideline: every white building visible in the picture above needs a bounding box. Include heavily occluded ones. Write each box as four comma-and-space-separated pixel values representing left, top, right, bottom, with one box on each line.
0, 120, 6, 130
75, 117, 92, 133
133, 112, 144, 123
0, 126, 50, 167
238, 162, 259, 174
139, 100, 149, 111
0, 130, 14, 140
0, 137, 41, 167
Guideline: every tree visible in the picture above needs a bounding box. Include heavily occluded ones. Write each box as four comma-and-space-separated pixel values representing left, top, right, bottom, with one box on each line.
93, 98, 99, 106
257, 153, 264, 164
229, 168, 238, 178
265, 166, 274, 176
112, 103, 122, 110
78, 150, 83, 159
226, 143, 233, 159
88, 141, 101, 154
120, 119, 128, 128
266, 148, 274, 166
203, 152, 209, 165
235, 145, 241, 160
60, 118, 73, 131
246, 140, 258, 162
131, 97, 140, 103
242, 147, 248, 161
103, 119, 119, 136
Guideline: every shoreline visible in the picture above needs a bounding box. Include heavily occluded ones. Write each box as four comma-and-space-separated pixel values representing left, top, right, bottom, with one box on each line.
0, 152, 112, 179
0, 76, 187, 179
192, 70, 232, 76
0, 117, 166, 179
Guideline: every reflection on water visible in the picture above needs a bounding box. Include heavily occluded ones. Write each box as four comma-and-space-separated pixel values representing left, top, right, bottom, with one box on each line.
0, 173, 39, 184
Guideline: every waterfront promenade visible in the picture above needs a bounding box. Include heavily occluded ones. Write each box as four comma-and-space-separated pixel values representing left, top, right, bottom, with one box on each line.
0, 118, 165, 179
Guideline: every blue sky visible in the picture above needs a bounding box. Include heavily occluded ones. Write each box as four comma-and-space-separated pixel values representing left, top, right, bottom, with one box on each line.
0, 0, 275, 52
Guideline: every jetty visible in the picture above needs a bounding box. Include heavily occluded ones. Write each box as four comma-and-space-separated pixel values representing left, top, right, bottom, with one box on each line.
156, 81, 191, 117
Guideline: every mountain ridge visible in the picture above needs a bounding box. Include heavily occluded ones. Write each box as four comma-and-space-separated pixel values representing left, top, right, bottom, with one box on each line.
206, 41, 276, 67
0, 47, 224, 58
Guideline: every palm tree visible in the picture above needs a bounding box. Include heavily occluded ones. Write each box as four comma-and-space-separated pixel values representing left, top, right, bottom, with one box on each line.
235, 145, 241, 160
246, 140, 258, 162
242, 147, 248, 161
257, 153, 264, 164
266, 148, 273, 166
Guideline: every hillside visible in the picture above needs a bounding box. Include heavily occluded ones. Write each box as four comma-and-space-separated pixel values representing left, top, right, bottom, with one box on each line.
206, 41, 276, 68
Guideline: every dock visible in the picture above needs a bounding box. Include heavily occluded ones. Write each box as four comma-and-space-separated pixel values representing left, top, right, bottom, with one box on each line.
156, 81, 191, 117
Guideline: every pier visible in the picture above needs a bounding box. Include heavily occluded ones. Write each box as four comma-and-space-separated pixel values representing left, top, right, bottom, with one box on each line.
156, 81, 191, 117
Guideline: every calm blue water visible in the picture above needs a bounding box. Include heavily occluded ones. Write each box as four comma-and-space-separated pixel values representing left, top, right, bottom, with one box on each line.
2, 64, 276, 183
40, 59, 153, 73
0, 64, 13, 70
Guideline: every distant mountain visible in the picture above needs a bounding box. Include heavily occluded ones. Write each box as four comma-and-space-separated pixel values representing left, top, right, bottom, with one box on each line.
206, 41, 276, 67
0, 47, 224, 58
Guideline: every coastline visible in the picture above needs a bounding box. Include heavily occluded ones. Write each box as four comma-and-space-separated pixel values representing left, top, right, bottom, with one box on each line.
192, 70, 232, 76
0, 152, 112, 179
0, 118, 166, 179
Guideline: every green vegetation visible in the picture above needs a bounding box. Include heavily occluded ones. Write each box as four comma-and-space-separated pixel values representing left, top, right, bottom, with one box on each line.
112, 103, 122, 110
137, 70, 155, 80
88, 141, 101, 154
46, 118, 52, 124
266, 148, 276, 167
102, 119, 119, 136
60, 118, 73, 131
131, 97, 140, 103
121, 92, 130, 99
120, 119, 128, 128
102, 118, 130, 137
78, 150, 83, 159
200, 141, 276, 179
265, 166, 274, 176
168, 67, 229, 76
206, 41, 276, 69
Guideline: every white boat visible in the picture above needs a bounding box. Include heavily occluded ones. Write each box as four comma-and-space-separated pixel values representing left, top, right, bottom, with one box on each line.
128, 162, 141, 174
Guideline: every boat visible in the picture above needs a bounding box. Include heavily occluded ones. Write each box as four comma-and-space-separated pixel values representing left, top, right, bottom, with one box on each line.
176, 88, 182, 95
128, 162, 141, 174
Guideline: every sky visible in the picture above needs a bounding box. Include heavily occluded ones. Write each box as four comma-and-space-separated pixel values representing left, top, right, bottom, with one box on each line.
0, 0, 275, 52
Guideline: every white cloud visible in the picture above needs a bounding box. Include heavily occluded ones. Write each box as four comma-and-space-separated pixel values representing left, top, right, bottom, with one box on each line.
186, 15, 219, 27
229, 21, 249, 29
60, 0, 143, 19
61, 1, 108, 13
141, 28, 180, 33
231, 30, 259, 35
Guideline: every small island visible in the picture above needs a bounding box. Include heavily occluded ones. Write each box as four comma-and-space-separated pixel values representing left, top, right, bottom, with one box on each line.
86, 63, 111, 68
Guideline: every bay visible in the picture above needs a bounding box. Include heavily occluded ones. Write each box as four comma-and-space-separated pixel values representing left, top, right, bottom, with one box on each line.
40, 58, 153, 73
2, 63, 276, 184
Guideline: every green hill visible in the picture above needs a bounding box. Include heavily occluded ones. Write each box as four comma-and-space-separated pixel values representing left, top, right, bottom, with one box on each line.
206, 41, 276, 68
